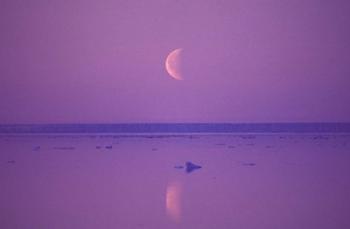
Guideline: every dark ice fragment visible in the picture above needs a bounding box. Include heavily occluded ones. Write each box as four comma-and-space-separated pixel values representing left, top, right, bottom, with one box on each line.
185, 161, 202, 173
242, 162, 256, 166
174, 165, 184, 169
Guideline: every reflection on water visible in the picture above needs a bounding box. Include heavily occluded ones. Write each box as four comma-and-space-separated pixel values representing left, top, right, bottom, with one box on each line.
166, 181, 183, 223
1, 134, 350, 229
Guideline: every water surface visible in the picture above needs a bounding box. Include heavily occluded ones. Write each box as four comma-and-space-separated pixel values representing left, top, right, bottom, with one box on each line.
1, 134, 349, 228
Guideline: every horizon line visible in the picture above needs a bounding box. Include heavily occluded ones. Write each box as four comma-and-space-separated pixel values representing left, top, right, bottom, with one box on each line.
1, 123, 350, 133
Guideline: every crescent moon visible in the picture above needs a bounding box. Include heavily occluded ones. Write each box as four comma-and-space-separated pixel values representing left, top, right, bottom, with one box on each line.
165, 48, 183, 80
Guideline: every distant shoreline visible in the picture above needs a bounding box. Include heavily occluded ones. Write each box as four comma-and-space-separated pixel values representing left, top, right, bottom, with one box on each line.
1, 123, 350, 133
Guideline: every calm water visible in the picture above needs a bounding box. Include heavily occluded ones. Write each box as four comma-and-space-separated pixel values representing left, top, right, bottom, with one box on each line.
1, 134, 350, 229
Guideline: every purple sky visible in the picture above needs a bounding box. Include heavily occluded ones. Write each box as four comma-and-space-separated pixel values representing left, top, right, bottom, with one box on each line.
1, 0, 349, 123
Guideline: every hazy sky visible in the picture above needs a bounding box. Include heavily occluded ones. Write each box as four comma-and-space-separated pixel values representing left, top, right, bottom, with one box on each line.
1, 0, 349, 123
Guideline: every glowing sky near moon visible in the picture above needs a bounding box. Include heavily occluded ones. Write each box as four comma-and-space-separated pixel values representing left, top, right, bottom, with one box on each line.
0, 0, 350, 123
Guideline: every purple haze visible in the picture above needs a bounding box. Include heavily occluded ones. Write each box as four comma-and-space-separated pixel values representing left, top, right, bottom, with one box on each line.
1, 0, 350, 123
